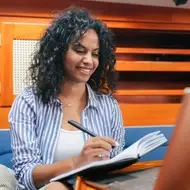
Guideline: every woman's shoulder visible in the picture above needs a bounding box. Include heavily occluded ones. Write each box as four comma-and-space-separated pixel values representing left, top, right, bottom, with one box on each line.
95, 92, 118, 108
16, 86, 35, 98
9, 87, 39, 119
13, 86, 38, 106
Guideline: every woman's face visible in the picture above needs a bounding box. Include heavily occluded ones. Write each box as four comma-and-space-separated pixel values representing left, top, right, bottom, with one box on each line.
64, 29, 99, 84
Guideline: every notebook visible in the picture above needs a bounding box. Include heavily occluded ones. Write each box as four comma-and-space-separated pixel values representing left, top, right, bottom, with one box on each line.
50, 130, 167, 182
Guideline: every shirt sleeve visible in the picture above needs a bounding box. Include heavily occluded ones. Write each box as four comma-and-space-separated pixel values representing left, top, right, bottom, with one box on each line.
110, 98, 125, 158
8, 89, 42, 190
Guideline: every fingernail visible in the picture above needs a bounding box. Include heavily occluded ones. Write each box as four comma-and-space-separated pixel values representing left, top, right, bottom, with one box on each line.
115, 141, 119, 147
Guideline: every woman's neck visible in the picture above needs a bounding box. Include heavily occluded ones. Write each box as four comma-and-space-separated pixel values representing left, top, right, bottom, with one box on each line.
59, 81, 87, 103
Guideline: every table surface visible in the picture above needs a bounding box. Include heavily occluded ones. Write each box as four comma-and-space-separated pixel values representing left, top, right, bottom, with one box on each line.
75, 161, 162, 190
105, 167, 160, 190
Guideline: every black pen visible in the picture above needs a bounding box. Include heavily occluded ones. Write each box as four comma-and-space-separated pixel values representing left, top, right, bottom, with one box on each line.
68, 120, 119, 147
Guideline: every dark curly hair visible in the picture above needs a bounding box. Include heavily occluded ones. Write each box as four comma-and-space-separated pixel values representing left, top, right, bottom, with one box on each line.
29, 6, 118, 103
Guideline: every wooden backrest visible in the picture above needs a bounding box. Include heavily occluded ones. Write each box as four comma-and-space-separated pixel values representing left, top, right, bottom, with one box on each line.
0, 103, 180, 129
0, 3, 190, 130
0, 107, 10, 129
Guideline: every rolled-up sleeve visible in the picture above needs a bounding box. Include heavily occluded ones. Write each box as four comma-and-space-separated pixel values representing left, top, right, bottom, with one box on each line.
9, 90, 42, 190
110, 98, 125, 158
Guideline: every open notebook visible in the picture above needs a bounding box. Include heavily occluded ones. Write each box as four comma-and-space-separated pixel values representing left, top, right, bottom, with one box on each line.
50, 130, 167, 182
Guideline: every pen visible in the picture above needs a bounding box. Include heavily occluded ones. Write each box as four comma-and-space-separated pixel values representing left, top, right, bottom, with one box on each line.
68, 120, 119, 147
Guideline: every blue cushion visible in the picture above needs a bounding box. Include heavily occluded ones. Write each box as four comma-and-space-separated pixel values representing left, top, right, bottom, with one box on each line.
0, 130, 12, 168
0, 130, 12, 155
0, 153, 13, 169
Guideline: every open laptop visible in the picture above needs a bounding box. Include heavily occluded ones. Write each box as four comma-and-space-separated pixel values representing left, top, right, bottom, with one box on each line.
154, 88, 190, 190
79, 88, 190, 190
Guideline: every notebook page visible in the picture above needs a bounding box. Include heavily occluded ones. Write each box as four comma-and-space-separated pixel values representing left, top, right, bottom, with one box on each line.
138, 134, 165, 155
111, 131, 161, 161
139, 137, 167, 156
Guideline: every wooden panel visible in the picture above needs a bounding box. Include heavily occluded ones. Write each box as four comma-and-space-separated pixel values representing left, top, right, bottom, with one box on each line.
75, 176, 94, 190
116, 90, 184, 96
116, 95, 181, 104
119, 103, 181, 126
0, 23, 2, 96
0, 104, 180, 127
0, 23, 13, 106
13, 23, 47, 40
116, 61, 190, 71
116, 61, 150, 71
1, 1, 190, 26
0, 107, 10, 129
150, 62, 190, 71
11, 19, 190, 35
106, 21, 190, 31
0, 23, 48, 106
116, 47, 190, 55
0, 16, 51, 24
118, 81, 190, 91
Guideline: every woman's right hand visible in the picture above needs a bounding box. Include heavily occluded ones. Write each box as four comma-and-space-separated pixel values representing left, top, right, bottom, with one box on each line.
72, 136, 117, 169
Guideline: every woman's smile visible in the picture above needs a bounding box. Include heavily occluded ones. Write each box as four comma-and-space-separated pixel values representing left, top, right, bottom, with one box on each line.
76, 66, 94, 75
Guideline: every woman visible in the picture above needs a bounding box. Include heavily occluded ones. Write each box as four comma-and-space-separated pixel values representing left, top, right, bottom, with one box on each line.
9, 6, 125, 190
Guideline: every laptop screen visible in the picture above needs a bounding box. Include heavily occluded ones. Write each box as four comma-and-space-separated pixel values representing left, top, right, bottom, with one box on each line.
154, 89, 190, 190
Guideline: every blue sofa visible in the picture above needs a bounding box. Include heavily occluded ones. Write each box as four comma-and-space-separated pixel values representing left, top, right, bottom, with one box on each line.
0, 126, 174, 169
0, 130, 12, 168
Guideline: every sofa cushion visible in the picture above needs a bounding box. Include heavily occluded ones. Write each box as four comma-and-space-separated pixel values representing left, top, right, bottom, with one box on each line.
0, 130, 12, 155
0, 130, 13, 168
0, 153, 13, 168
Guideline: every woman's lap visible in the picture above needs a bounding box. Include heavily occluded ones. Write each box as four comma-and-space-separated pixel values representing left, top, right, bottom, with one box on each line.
0, 165, 17, 189
0, 165, 75, 190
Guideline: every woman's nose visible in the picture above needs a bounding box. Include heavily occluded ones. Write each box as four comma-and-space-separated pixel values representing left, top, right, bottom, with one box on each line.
82, 53, 93, 65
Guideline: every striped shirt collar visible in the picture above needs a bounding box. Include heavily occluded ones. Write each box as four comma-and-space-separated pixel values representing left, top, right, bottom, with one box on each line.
48, 84, 98, 108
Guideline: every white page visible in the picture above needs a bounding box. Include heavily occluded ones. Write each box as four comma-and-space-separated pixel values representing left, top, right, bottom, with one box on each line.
112, 131, 161, 161
138, 134, 166, 155
139, 137, 167, 156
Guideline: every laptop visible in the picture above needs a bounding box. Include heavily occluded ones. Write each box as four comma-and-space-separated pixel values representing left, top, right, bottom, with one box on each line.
154, 88, 190, 190
79, 88, 190, 190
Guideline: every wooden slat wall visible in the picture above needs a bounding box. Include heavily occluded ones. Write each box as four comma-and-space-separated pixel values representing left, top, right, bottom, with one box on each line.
0, 104, 181, 129
0, 23, 13, 106
120, 103, 180, 126
0, 107, 10, 129
1, 2, 190, 130
116, 61, 190, 72
13, 23, 47, 40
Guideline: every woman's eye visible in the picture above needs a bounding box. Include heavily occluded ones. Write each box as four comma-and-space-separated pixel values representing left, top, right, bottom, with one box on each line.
92, 53, 99, 57
75, 49, 85, 54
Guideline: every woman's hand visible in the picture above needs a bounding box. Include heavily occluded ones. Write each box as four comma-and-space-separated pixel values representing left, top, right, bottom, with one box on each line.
72, 136, 117, 168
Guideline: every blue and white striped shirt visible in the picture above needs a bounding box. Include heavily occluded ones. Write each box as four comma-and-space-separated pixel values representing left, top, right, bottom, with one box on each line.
8, 84, 125, 190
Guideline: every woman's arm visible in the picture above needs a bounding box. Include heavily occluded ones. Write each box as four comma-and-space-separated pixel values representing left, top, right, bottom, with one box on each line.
9, 90, 45, 189
110, 98, 125, 157
32, 158, 74, 188
33, 135, 117, 188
